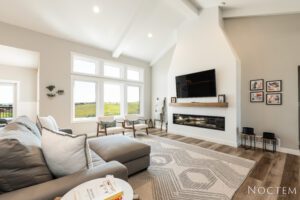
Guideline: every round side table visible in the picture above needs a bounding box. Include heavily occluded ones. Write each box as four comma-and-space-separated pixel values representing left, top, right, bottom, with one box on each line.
62, 178, 133, 200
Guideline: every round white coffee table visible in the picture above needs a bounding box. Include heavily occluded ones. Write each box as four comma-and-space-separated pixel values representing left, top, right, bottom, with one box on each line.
62, 178, 133, 200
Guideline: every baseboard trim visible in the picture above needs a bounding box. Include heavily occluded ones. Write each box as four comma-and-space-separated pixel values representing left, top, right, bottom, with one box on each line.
277, 147, 300, 156
168, 128, 238, 148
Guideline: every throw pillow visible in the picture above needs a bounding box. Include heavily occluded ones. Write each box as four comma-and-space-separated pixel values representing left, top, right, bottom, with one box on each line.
127, 120, 140, 126
37, 116, 59, 132
41, 128, 92, 177
100, 120, 116, 129
0, 128, 53, 192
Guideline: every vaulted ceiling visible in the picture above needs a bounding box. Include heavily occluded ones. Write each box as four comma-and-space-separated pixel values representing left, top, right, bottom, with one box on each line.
0, 0, 299, 65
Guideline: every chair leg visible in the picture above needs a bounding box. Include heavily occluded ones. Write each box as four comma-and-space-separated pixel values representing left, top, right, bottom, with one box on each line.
133, 129, 136, 137
146, 128, 149, 135
122, 131, 124, 135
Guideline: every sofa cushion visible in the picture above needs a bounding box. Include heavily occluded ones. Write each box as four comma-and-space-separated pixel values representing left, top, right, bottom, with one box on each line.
41, 129, 92, 177
88, 135, 150, 164
37, 116, 59, 132
90, 149, 106, 167
0, 123, 53, 193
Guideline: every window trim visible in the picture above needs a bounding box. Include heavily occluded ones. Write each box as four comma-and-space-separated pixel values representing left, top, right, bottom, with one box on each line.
70, 53, 145, 123
71, 52, 144, 84
71, 77, 99, 123
0, 80, 19, 119
72, 54, 99, 76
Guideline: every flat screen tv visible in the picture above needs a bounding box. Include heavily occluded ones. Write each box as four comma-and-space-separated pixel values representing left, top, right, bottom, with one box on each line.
176, 69, 216, 98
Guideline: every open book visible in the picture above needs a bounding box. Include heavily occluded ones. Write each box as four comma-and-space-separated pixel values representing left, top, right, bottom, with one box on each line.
71, 176, 123, 200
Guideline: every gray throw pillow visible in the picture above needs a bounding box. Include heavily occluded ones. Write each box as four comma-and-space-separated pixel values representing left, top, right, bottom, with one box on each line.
100, 120, 116, 129
0, 135, 53, 192
41, 129, 92, 177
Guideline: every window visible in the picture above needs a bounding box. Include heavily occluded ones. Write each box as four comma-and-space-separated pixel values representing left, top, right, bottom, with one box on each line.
127, 68, 140, 81
73, 57, 97, 75
73, 81, 96, 119
127, 86, 140, 114
0, 83, 15, 118
104, 64, 121, 78
104, 83, 121, 116
71, 53, 144, 121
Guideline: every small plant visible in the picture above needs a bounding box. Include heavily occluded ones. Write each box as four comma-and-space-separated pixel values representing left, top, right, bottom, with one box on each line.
46, 85, 56, 92
47, 93, 56, 97
57, 90, 64, 95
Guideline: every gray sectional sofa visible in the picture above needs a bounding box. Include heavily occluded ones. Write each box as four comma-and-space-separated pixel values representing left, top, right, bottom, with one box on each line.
0, 117, 150, 200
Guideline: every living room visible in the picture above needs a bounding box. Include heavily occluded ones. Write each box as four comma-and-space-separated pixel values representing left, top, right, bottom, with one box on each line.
0, 0, 299, 200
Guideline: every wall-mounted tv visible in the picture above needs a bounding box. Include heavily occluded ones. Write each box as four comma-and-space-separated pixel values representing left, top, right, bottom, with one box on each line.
176, 69, 216, 98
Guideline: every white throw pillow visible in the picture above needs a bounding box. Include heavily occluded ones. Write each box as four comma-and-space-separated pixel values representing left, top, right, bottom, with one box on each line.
41, 128, 92, 177
38, 116, 59, 131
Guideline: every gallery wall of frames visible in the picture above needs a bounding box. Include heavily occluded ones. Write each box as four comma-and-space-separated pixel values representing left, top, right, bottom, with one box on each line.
250, 79, 282, 105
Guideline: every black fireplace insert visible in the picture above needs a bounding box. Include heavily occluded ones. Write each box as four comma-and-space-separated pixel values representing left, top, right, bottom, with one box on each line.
173, 113, 225, 131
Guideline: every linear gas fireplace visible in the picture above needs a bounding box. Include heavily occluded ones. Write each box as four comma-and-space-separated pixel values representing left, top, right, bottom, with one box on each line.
173, 113, 225, 131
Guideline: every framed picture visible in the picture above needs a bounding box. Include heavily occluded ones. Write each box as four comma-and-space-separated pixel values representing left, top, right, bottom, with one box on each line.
171, 97, 177, 103
266, 80, 282, 92
250, 79, 264, 91
218, 94, 226, 103
266, 93, 282, 105
250, 91, 264, 102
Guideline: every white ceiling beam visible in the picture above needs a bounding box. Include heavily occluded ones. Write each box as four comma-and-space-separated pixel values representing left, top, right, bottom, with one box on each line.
150, 31, 177, 66
112, 0, 160, 58
164, 0, 201, 19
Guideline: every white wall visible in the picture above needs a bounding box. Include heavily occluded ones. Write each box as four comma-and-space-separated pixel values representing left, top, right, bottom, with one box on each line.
167, 7, 240, 147
0, 65, 38, 120
225, 14, 300, 150
0, 22, 151, 135
151, 47, 175, 121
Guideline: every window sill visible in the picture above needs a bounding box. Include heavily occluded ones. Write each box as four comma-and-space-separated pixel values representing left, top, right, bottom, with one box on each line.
72, 118, 97, 124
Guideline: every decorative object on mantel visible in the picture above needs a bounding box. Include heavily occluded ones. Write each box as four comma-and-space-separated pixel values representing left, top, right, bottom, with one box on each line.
171, 97, 177, 103
266, 80, 282, 92
46, 85, 64, 98
266, 93, 282, 105
218, 94, 226, 103
250, 91, 264, 103
250, 79, 264, 91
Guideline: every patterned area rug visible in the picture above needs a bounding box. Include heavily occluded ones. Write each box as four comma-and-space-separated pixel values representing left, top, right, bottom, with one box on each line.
129, 135, 255, 200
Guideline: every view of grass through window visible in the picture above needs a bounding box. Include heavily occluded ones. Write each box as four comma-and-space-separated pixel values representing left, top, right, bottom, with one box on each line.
73, 81, 141, 118
74, 81, 96, 118
104, 84, 121, 116
127, 86, 140, 114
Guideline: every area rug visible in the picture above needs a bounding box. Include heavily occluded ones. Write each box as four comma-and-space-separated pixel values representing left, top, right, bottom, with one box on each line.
129, 135, 255, 200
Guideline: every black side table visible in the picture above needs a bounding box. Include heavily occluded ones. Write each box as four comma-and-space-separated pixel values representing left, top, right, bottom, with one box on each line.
262, 132, 277, 153
241, 133, 256, 150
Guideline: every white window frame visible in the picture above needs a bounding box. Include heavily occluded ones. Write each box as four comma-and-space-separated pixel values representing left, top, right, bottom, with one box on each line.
103, 81, 124, 117
126, 65, 144, 82
71, 76, 99, 123
72, 54, 100, 76
70, 53, 145, 123
0, 80, 19, 119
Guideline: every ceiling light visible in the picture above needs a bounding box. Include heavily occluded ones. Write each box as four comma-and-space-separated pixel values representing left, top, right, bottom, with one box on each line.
147, 33, 153, 38
93, 5, 100, 13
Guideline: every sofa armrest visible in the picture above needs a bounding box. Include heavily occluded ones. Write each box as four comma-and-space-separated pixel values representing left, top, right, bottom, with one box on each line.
59, 128, 73, 134
0, 161, 128, 200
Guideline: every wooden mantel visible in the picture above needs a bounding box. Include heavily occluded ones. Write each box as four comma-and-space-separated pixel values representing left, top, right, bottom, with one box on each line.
169, 102, 228, 108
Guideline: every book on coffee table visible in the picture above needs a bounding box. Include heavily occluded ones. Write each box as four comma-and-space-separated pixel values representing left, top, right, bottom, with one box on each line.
68, 176, 123, 200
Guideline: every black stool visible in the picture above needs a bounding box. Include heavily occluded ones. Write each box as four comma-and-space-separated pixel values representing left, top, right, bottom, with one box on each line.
262, 132, 277, 153
241, 127, 256, 150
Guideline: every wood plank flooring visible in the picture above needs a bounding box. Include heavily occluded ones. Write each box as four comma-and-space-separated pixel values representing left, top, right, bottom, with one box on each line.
148, 129, 300, 200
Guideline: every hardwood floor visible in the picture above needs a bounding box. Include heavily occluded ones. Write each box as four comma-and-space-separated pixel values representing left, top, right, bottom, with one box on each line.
148, 129, 300, 200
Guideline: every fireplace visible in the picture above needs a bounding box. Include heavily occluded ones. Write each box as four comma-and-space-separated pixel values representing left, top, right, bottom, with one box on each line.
173, 113, 225, 131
